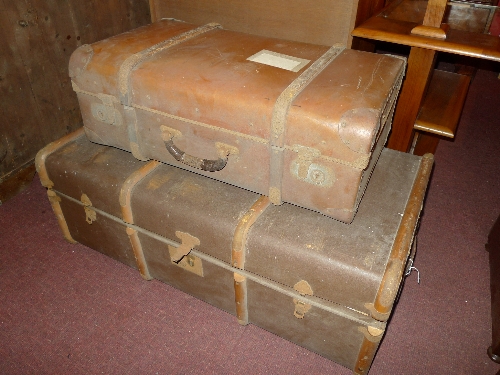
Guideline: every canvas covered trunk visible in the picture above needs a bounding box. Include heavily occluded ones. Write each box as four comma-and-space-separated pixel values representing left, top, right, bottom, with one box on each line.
68, 19, 405, 223
36, 129, 433, 374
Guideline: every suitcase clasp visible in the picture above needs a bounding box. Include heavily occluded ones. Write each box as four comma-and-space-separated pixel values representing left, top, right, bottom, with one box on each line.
81, 194, 96, 224
293, 299, 311, 319
290, 145, 334, 188
168, 231, 203, 277
168, 231, 200, 263
91, 103, 122, 127
293, 280, 313, 319
170, 253, 204, 277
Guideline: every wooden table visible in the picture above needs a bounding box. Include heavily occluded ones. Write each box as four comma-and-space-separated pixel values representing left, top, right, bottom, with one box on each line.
352, 0, 500, 154
487, 214, 500, 364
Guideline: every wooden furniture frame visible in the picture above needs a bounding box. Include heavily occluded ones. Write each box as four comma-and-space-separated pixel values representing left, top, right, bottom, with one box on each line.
487, 214, 500, 364
0, 0, 151, 205
353, 0, 500, 155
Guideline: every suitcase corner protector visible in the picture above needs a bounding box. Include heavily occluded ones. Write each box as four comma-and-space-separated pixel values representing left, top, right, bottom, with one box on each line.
364, 302, 390, 322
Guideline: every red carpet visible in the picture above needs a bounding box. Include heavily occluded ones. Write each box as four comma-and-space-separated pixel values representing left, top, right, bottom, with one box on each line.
1, 69, 499, 374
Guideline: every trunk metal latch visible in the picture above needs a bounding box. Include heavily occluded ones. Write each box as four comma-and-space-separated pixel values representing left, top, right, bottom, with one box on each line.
293, 280, 314, 319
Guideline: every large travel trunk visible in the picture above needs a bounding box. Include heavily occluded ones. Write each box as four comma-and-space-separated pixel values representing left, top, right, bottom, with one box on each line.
36, 129, 433, 374
69, 19, 405, 222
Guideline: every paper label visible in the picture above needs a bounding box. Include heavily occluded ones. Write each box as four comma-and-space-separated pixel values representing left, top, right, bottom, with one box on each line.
247, 50, 310, 72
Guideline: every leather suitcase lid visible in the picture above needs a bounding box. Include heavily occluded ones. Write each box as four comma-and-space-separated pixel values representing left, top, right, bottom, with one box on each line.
70, 19, 405, 165
68, 20, 407, 222
69, 20, 200, 98
129, 23, 404, 163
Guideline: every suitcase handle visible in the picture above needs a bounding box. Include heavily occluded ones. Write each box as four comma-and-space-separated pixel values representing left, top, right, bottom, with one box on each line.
164, 139, 228, 172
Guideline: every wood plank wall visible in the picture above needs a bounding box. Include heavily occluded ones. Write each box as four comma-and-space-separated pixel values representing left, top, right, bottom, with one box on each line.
0, 0, 150, 203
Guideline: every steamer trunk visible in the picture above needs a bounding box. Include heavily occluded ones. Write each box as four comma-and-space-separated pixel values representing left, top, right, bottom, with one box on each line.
68, 20, 405, 222
36, 130, 433, 374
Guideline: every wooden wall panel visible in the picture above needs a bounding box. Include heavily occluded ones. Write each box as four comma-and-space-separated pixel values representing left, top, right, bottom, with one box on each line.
148, 0, 387, 51
0, 0, 150, 202
149, 0, 363, 47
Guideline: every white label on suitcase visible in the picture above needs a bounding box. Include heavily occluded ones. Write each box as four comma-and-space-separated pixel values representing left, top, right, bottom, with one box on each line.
247, 50, 310, 72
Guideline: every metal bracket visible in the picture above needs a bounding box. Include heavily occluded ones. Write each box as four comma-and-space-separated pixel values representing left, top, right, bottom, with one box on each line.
169, 251, 204, 277
168, 231, 200, 263
160, 125, 182, 141
293, 299, 312, 319
358, 325, 385, 343
91, 103, 122, 126
290, 145, 334, 187
81, 193, 96, 224
293, 280, 314, 319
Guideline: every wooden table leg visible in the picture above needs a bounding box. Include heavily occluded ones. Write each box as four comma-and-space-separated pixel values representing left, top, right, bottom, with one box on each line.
351, 0, 387, 52
487, 214, 500, 364
413, 132, 441, 156
387, 47, 437, 152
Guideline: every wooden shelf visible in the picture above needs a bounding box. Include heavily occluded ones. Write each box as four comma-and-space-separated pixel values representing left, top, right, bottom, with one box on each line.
351, 0, 499, 155
414, 69, 471, 138
352, 2, 500, 61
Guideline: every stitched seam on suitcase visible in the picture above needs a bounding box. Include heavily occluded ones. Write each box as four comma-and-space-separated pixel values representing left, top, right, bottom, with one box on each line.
118, 23, 222, 105
54, 189, 385, 328
71, 86, 368, 170
268, 45, 345, 204
132, 104, 369, 170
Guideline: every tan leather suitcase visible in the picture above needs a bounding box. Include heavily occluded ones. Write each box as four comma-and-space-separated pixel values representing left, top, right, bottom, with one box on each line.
69, 19, 405, 222
36, 129, 433, 374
